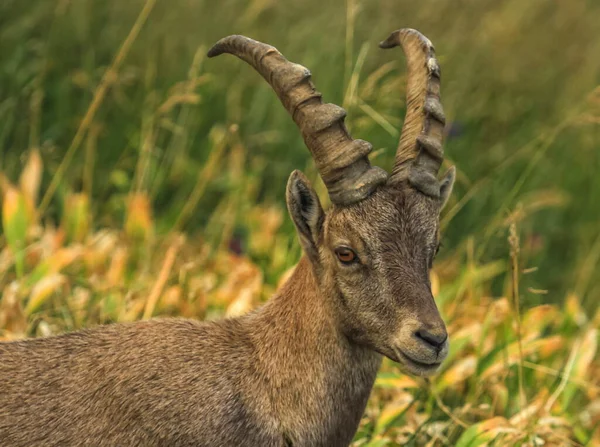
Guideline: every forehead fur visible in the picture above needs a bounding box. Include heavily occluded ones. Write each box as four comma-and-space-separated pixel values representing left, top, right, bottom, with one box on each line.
325, 185, 440, 248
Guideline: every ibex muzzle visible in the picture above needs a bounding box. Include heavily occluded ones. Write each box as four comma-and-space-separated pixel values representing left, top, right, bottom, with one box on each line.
0, 29, 455, 446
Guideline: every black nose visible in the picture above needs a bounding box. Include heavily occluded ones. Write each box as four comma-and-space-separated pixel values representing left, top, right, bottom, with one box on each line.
415, 328, 448, 350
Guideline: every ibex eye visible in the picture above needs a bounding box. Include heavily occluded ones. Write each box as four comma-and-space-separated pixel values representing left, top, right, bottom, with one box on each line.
335, 247, 358, 265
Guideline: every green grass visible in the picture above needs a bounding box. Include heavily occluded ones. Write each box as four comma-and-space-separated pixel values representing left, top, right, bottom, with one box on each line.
0, 0, 599, 445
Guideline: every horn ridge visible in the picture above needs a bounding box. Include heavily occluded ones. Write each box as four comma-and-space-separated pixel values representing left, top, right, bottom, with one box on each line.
208, 34, 388, 205
380, 29, 446, 193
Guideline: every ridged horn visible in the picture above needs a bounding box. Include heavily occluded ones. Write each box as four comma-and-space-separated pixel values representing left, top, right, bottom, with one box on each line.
380, 29, 445, 197
208, 35, 388, 206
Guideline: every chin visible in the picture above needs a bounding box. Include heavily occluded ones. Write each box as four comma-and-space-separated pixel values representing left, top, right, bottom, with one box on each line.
396, 351, 442, 377
379, 347, 443, 377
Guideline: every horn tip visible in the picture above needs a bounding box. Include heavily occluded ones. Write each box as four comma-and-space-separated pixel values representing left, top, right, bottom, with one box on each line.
207, 37, 233, 58
379, 30, 402, 49
207, 44, 224, 58
380, 28, 434, 52
207, 35, 248, 58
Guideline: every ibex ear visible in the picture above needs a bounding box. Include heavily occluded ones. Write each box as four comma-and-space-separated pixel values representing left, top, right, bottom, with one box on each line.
286, 170, 324, 261
439, 166, 456, 210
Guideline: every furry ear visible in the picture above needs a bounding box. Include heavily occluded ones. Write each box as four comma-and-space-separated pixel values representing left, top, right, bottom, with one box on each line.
439, 166, 456, 210
286, 170, 324, 262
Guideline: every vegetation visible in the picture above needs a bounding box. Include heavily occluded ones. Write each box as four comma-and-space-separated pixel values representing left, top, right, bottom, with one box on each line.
1, 0, 599, 445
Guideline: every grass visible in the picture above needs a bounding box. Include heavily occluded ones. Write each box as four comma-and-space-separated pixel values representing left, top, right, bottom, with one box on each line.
0, 0, 599, 445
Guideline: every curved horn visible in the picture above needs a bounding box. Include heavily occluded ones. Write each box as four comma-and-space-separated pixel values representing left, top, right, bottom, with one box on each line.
208, 35, 388, 206
380, 29, 445, 196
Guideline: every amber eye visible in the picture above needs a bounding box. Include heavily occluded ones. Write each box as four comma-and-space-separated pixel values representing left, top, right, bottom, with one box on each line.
335, 247, 358, 265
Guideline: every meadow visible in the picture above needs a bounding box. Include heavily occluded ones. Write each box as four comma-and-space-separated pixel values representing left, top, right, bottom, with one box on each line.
0, 0, 599, 445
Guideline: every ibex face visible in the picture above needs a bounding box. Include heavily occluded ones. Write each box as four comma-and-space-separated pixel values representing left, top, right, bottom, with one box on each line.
328, 186, 451, 375
286, 173, 453, 376
210, 29, 455, 376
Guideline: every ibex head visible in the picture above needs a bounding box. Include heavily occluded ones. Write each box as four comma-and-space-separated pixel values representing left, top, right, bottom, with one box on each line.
208, 29, 455, 376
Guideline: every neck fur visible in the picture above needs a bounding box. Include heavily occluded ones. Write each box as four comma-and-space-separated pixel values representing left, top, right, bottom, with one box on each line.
242, 256, 381, 445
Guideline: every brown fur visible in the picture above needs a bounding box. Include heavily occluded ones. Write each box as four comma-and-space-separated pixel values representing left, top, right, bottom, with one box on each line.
0, 179, 453, 446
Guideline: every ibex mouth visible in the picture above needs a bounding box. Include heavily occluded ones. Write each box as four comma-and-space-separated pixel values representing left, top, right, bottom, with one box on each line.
392, 348, 442, 376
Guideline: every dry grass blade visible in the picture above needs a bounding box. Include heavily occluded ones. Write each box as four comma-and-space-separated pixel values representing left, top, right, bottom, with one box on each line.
508, 220, 526, 409
544, 337, 581, 413
522, 361, 599, 394
430, 383, 469, 429
359, 100, 399, 138
142, 237, 183, 320
574, 231, 600, 307
172, 126, 228, 231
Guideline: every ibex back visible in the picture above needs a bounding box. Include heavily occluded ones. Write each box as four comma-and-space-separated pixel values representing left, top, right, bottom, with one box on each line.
0, 29, 455, 446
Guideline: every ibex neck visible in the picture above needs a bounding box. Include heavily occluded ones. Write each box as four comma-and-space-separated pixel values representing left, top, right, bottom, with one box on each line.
245, 256, 381, 446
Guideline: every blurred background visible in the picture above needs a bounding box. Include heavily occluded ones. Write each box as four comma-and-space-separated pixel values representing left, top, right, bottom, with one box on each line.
0, 0, 599, 445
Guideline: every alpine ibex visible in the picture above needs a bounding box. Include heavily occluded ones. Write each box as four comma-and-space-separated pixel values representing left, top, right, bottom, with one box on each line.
0, 29, 455, 446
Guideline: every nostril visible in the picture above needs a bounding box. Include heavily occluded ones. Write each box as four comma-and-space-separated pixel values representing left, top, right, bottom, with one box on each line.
415, 329, 448, 349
